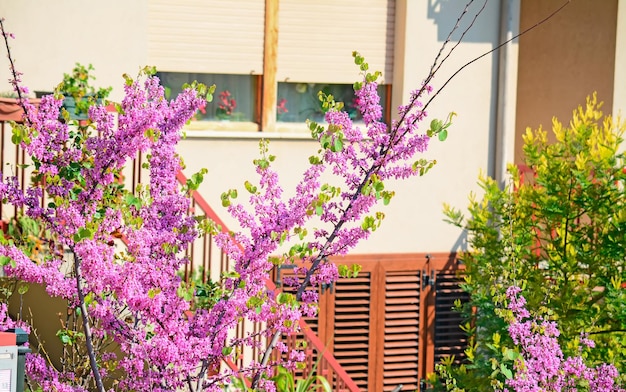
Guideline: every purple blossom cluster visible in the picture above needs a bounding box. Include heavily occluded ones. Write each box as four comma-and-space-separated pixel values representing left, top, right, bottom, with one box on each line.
504, 287, 624, 392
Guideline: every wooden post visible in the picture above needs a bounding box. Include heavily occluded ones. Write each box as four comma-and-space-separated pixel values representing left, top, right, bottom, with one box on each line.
262, 0, 279, 132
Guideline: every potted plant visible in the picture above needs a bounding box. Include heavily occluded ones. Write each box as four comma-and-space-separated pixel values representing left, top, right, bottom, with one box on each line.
56, 63, 111, 120
215, 90, 237, 120
0, 91, 40, 122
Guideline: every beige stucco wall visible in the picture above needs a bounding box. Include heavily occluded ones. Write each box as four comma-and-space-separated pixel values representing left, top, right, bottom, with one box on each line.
0, 1, 505, 254
514, 0, 619, 163
0, 1, 148, 102
615, 0, 626, 118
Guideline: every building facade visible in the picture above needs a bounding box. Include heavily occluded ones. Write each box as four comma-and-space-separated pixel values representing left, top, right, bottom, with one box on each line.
1, 0, 625, 390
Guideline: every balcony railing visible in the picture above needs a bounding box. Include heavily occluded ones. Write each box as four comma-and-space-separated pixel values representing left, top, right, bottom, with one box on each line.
0, 115, 361, 391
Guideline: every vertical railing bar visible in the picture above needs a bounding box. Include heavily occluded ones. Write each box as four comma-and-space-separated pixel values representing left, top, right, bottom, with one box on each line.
251, 322, 257, 362
131, 156, 137, 195
202, 230, 209, 283
184, 245, 190, 283
0, 121, 4, 220
221, 250, 228, 276
189, 214, 195, 280
14, 142, 19, 218
19, 141, 25, 216
137, 152, 142, 188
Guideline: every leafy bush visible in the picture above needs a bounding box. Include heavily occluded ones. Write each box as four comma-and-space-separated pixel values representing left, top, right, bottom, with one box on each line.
440, 94, 626, 390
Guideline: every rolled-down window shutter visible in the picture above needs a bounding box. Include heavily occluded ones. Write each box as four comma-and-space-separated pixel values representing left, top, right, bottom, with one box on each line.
148, 0, 265, 74
277, 0, 395, 84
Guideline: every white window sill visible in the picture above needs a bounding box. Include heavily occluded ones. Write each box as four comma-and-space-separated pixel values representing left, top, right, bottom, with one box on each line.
182, 120, 369, 140
183, 120, 313, 140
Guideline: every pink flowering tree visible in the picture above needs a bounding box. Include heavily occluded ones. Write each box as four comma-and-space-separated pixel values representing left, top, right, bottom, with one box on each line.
0, 14, 463, 390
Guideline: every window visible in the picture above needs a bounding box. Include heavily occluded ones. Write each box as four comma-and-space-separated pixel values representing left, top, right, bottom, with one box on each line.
149, 0, 395, 131
157, 72, 258, 122
277, 82, 390, 123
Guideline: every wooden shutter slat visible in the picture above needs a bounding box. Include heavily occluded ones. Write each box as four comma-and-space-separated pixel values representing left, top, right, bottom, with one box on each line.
385, 312, 420, 319
386, 275, 420, 283
383, 355, 419, 362
335, 299, 370, 305
383, 348, 418, 356
385, 297, 419, 307
385, 318, 419, 325
385, 304, 418, 311
385, 326, 419, 334
385, 334, 419, 342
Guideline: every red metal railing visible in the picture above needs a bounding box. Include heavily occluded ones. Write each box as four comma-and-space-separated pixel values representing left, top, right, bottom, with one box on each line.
176, 171, 360, 391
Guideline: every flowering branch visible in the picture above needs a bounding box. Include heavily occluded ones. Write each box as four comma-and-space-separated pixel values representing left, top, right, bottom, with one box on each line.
504, 287, 624, 392
1, 18, 30, 121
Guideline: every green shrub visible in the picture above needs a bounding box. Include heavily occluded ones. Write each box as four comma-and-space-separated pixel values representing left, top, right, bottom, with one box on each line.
439, 94, 626, 390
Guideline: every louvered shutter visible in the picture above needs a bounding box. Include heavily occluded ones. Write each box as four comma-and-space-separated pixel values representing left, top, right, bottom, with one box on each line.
277, 0, 395, 84
148, 0, 265, 74
331, 272, 372, 391
433, 272, 469, 364
382, 271, 421, 392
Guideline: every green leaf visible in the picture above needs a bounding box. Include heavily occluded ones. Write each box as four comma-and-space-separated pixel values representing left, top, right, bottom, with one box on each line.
124, 194, 142, 209
114, 102, 124, 114
0, 256, 13, 267
244, 181, 257, 194
277, 292, 294, 305
73, 227, 93, 242
332, 137, 343, 152
308, 155, 322, 165
316, 375, 332, 392
504, 348, 519, 362
438, 129, 448, 141
500, 363, 513, 379
17, 283, 29, 295
147, 288, 161, 299
222, 270, 240, 279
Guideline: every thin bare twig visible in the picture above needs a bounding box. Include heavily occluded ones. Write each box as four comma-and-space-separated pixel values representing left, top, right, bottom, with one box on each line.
421, 0, 572, 114
0, 18, 30, 124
